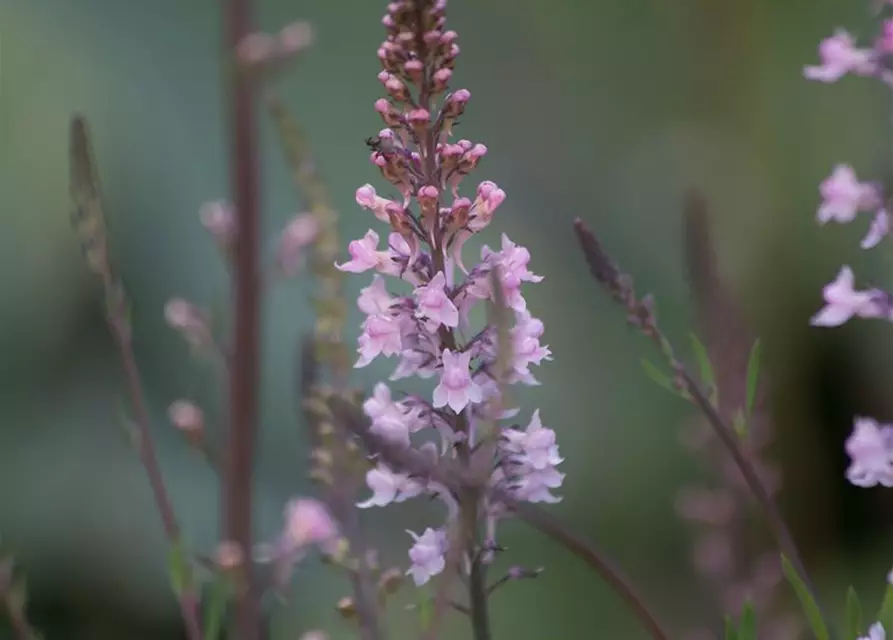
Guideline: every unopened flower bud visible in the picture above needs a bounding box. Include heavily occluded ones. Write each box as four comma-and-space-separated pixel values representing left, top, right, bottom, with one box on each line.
200, 201, 236, 248
375, 99, 402, 127
433, 68, 452, 92
404, 59, 424, 82
406, 108, 430, 134
377, 567, 404, 595
237, 32, 278, 65
216, 540, 245, 571
336, 596, 357, 619
443, 89, 470, 119
164, 299, 211, 347
168, 400, 204, 440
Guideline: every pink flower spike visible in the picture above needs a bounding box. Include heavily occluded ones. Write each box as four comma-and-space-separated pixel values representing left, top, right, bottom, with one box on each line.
862, 209, 890, 249
810, 266, 884, 326
432, 348, 482, 412
804, 30, 876, 82
817, 165, 880, 224
415, 271, 459, 328
336, 230, 389, 273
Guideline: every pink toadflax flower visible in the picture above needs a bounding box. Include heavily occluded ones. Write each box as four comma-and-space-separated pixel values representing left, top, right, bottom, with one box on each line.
804, 30, 876, 83
432, 348, 482, 413
817, 165, 881, 224
810, 266, 886, 326
845, 417, 893, 488
406, 527, 448, 586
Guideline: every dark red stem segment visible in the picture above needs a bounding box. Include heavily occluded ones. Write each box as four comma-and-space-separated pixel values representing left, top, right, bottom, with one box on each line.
224, 0, 262, 637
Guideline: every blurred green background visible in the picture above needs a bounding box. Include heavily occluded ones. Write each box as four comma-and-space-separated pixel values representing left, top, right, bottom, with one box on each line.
4, 0, 893, 637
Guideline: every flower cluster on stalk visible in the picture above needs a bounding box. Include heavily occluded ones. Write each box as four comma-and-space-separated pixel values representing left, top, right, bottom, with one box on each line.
337, 0, 561, 586
805, 7, 893, 490
805, 7, 893, 635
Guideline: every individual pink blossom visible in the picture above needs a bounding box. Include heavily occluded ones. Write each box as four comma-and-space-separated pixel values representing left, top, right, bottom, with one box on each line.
357, 464, 424, 508
415, 271, 459, 329
358, 275, 395, 315
845, 417, 893, 487
432, 348, 482, 412
502, 411, 562, 471
510, 311, 552, 383
817, 165, 880, 224
363, 382, 424, 447
336, 230, 392, 273
804, 30, 876, 82
499, 410, 564, 503
356, 313, 405, 367
862, 209, 890, 249
406, 528, 447, 586
810, 266, 885, 326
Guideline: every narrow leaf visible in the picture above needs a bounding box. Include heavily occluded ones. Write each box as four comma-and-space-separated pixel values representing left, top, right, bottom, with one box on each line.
724, 615, 738, 640
167, 539, 191, 597
846, 586, 862, 640
876, 581, 893, 635
640, 358, 680, 396
745, 339, 762, 416
732, 409, 748, 439
203, 575, 230, 640
781, 554, 830, 640
689, 333, 716, 394
738, 601, 757, 640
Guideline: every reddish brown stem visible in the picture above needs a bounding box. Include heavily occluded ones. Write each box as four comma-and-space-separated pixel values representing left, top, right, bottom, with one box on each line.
108, 312, 203, 640
224, 0, 262, 637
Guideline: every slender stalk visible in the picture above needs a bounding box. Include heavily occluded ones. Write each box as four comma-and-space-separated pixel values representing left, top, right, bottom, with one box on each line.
224, 0, 262, 637
468, 546, 491, 640
507, 501, 670, 640
108, 311, 204, 640
572, 217, 832, 636
69, 116, 203, 640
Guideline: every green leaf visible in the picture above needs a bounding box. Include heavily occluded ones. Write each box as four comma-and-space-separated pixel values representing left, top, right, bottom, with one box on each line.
724, 615, 738, 640
167, 538, 192, 597
203, 575, 230, 640
737, 601, 757, 640
876, 581, 893, 635
745, 339, 762, 416
781, 554, 830, 640
690, 333, 718, 406
846, 586, 862, 640
733, 409, 748, 439
640, 358, 679, 396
